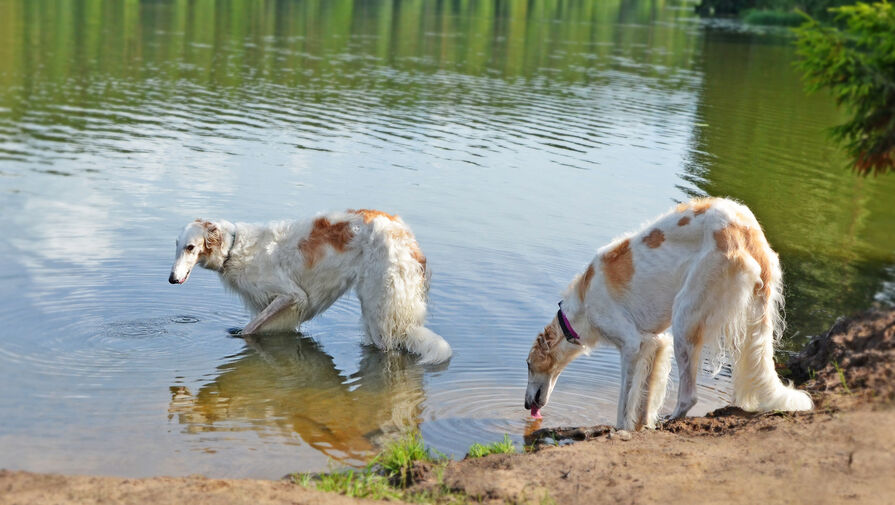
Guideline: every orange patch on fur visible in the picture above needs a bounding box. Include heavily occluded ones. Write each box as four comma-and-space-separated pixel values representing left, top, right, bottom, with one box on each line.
577, 264, 595, 302
298, 217, 355, 267
388, 228, 427, 271
691, 198, 715, 216
676, 197, 715, 216
409, 243, 427, 271
349, 209, 399, 224
642, 229, 665, 249
713, 224, 773, 299
677, 216, 691, 226
687, 323, 704, 346
601, 239, 634, 297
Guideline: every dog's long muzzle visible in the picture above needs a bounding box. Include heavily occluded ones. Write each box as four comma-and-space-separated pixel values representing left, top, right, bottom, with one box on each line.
168, 268, 189, 284
524, 386, 543, 410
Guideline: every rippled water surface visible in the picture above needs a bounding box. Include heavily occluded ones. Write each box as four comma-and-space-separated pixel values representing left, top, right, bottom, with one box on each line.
1, 0, 893, 478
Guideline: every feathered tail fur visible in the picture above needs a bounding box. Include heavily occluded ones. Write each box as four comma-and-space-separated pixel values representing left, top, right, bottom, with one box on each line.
357, 217, 452, 364
728, 246, 812, 412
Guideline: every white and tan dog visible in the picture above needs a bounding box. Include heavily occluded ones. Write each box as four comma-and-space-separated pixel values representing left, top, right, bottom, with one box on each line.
524, 197, 812, 430
169, 209, 451, 364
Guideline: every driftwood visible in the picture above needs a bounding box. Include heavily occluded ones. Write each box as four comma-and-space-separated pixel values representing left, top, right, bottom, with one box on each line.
524, 425, 614, 447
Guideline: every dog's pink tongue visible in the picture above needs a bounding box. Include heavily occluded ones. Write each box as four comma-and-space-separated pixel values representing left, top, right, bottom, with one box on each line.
530, 406, 542, 419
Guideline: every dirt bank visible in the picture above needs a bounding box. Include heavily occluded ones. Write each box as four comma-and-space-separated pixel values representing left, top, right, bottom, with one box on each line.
3, 309, 894, 505
0, 471, 394, 505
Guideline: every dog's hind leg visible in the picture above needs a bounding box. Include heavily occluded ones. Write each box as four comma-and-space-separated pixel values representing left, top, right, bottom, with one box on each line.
669, 252, 739, 419
356, 232, 450, 363
669, 255, 719, 419
671, 330, 701, 420
242, 291, 308, 335
357, 275, 450, 363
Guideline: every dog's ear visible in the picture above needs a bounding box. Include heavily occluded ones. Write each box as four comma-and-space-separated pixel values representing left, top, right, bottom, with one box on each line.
536, 332, 550, 352
543, 324, 562, 347
198, 220, 222, 249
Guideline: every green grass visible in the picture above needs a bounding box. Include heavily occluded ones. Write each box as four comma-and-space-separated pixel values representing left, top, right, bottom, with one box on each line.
832, 359, 852, 395
372, 431, 434, 486
308, 470, 400, 500
291, 431, 472, 504
466, 434, 517, 459
291, 432, 530, 503
742, 9, 805, 26
539, 492, 559, 505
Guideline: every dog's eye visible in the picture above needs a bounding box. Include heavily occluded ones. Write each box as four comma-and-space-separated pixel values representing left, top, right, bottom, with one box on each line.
186, 245, 195, 252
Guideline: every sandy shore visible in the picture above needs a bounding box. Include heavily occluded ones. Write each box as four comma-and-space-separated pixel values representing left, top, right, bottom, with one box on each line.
3, 309, 893, 505
0, 472, 389, 505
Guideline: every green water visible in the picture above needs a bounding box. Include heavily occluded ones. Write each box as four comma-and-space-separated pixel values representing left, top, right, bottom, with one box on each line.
690, 29, 895, 344
0, 0, 892, 478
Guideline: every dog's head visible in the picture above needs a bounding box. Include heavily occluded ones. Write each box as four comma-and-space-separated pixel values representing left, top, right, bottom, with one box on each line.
524, 315, 585, 416
169, 219, 224, 284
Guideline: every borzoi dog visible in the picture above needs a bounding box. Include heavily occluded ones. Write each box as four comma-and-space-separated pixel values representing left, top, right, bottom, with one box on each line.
524, 197, 812, 429
168, 209, 452, 364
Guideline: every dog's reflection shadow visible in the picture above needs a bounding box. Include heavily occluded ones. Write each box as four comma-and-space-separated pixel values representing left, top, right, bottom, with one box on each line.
168, 333, 427, 464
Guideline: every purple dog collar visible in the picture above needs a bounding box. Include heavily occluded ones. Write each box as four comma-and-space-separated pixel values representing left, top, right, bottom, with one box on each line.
557, 302, 581, 344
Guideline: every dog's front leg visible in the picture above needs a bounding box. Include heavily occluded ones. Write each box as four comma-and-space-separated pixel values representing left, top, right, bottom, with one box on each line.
242, 292, 306, 335
616, 347, 637, 429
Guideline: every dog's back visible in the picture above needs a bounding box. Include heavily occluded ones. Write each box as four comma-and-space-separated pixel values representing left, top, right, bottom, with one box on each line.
587, 197, 808, 422
213, 209, 450, 363
586, 198, 765, 334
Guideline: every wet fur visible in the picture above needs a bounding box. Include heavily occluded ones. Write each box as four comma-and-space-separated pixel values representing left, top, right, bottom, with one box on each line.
525, 198, 812, 430
169, 211, 451, 364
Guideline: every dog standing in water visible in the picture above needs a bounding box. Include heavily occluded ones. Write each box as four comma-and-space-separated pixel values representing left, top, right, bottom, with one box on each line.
524, 197, 812, 429
168, 209, 451, 364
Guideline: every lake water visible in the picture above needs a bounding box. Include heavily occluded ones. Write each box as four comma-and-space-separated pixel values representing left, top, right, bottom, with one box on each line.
1, 0, 893, 479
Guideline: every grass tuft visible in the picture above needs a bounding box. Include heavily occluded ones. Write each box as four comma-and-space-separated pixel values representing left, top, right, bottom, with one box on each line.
292, 431, 528, 503
310, 470, 400, 500
466, 434, 517, 459
372, 431, 435, 486
832, 359, 852, 395
292, 431, 472, 503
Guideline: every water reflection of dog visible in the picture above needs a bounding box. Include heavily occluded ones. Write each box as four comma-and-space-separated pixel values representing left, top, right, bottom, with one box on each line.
168, 333, 428, 464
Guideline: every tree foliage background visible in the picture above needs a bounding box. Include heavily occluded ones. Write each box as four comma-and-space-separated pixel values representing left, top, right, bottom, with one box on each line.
696, 0, 855, 17
795, 1, 895, 175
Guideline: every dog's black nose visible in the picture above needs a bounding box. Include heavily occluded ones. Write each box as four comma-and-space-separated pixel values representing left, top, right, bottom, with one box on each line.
168, 273, 178, 284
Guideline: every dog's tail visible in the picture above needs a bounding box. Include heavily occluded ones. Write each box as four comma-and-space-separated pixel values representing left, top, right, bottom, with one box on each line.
406, 325, 453, 365
717, 222, 812, 413
624, 333, 672, 430
359, 217, 452, 364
